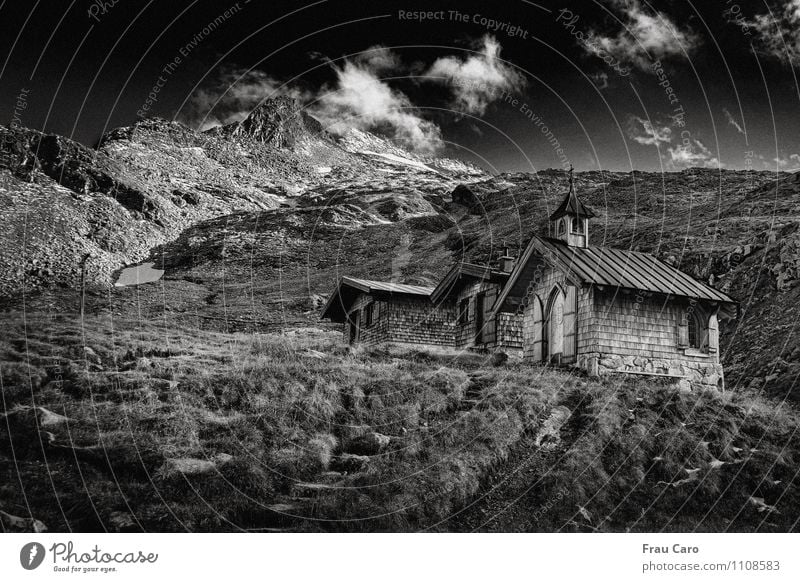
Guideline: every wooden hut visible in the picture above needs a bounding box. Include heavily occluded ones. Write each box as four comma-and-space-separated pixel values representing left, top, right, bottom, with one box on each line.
319, 276, 452, 347
493, 172, 737, 390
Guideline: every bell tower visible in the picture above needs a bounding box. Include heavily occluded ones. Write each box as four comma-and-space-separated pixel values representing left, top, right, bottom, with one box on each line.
549, 165, 594, 248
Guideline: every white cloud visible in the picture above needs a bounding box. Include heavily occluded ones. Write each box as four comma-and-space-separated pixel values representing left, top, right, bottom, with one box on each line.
627, 115, 720, 168
180, 40, 521, 155
773, 152, 800, 168
424, 35, 526, 115
747, 0, 800, 64
722, 108, 745, 135
668, 137, 719, 168
583, 1, 699, 71
627, 116, 672, 145
313, 55, 444, 154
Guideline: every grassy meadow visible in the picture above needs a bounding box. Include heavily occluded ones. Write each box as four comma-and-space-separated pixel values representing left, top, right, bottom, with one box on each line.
1, 311, 798, 532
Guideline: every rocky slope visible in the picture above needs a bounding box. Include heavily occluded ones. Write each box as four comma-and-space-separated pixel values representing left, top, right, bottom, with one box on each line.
0, 97, 486, 297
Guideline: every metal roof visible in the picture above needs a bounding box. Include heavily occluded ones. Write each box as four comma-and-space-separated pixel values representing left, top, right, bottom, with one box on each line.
320, 276, 434, 322
339, 276, 434, 296
549, 186, 596, 220
430, 262, 510, 304
495, 236, 736, 313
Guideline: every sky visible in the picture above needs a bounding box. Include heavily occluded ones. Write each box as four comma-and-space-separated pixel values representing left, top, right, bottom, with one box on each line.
2, 0, 800, 173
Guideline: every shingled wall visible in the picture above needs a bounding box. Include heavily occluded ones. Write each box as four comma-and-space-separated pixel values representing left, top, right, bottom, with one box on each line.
385, 296, 455, 347
589, 289, 724, 390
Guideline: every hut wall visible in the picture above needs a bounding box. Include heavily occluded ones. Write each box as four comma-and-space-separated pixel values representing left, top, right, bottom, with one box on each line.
343, 293, 390, 346
385, 296, 455, 347
453, 280, 522, 354
587, 289, 724, 390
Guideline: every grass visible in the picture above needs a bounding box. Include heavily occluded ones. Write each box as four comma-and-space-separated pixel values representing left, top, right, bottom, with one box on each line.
1, 311, 799, 532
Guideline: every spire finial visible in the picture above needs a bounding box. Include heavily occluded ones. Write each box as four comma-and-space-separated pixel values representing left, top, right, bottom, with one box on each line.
568, 163, 574, 192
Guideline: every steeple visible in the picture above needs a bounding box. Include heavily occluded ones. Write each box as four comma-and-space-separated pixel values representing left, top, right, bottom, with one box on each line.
549, 164, 594, 248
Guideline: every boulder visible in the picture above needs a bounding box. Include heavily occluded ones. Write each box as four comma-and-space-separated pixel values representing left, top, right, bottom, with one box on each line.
346, 432, 391, 456
332, 453, 371, 473
450, 184, 480, 210
534, 406, 571, 449
160, 457, 217, 477
0, 509, 47, 533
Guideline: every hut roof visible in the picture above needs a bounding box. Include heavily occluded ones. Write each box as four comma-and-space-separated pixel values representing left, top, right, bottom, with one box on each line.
430, 262, 510, 304
320, 276, 434, 323
495, 236, 736, 316
549, 186, 596, 220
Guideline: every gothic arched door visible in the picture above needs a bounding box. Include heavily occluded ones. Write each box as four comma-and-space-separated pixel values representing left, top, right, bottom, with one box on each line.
546, 287, 565, 363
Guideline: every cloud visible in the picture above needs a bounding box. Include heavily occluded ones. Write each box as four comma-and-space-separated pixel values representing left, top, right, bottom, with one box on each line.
746, 0, 800, 64
773, 152, 800, 168
627, 115, 720, 168
668, 137, 719, 168
722, 108, 745, 135
313, 53, 444, 155
424, 35, 526, 115
626, 116, 672, 145
583, 1, 699, 71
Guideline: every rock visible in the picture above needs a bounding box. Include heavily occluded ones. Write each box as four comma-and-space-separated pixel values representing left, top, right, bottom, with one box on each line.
534, 406, 571, 448
332, 453, 370, 473
346, 432, 391, 455
108, 510, 138, 532
212, 453, 234, 465
83, 346, 102, 365
160, 457, 217, 477
490, 351, 509, 367
0, 509, 47, 532
450, 184, 480, 209
36, 406, 70, 427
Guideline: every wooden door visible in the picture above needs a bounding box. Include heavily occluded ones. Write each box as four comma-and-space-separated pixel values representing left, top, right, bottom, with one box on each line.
563, 285, 577, 361
525, 295, 544, 362
349, 310, 360, 344
548, 290, 564, 361
483, 288, 497, 346
475, 292, 485, 345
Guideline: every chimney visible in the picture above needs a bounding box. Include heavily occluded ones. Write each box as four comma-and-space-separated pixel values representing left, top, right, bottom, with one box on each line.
498, 246, 515, 273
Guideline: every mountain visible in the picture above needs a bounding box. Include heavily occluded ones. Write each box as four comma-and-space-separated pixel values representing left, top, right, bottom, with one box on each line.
0, 97, 486, 297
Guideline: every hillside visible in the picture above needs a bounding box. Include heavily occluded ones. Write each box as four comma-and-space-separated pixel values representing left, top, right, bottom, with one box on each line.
2, 97, 800, 533
1, 312, 797, 532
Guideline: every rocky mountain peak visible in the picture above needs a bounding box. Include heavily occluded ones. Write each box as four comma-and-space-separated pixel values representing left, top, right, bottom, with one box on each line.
214, 96, 328, 148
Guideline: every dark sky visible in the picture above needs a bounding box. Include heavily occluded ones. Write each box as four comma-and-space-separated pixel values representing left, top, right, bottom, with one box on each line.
1, 0, 799, 173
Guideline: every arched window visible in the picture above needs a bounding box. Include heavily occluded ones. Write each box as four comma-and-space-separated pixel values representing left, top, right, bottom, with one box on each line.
687, 308, 708, 352
558, 219, 567, 236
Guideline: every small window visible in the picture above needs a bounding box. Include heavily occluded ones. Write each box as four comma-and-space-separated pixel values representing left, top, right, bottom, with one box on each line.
364, 302, 375, 327
572, 218, 585, 234
558, 220, 567, 236
458, 298, 470, 325
685, 304, 709, 353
